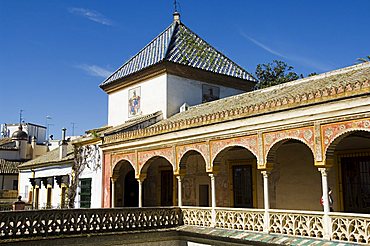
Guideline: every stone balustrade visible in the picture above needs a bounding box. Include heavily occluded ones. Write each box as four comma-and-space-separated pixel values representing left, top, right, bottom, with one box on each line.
0, 207, 369, 244
181, 207, 370, 245
0, 207, 181, 239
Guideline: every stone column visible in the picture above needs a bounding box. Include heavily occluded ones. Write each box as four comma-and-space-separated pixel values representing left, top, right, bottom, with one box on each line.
209, 173, 216, 227
111, 178, 116, 208
319, 167, 331, 240
176, 176, 183, 207
137, 176, 146, 208
261, 171, 270, 233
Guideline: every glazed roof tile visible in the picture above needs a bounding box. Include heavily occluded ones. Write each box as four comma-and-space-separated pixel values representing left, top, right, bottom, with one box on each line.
100, 21, 256, 88
155, 62, 370, 125
0, 159, 24, 174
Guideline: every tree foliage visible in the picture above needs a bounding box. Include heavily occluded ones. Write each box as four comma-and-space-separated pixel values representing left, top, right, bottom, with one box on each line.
357, 55, 370, 63
254, 60, 301, 89
67, 144, 101, 208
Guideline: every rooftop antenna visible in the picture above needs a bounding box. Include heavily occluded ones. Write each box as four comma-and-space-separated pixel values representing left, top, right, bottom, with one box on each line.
46, 116, 52, 143
174, 0, 178, 13
71, 122, 77, 136
19, 109, 24, 125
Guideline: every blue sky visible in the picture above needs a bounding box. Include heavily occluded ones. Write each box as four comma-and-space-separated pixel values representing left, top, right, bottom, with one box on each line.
1, 1, 369, 138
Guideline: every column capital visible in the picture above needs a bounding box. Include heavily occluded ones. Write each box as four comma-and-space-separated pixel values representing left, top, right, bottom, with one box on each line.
315, 159, 334, 168
136, 174, 147, 182
261, 170, 271, 177
318, 167, 330, 176
257, 162, 274, 170
176, 175, 183, 181
208, 173, 217, 179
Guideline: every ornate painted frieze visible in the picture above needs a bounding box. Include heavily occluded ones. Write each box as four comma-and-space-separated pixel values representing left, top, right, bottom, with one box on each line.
176, 142, 210, 170
210, 135, 258, 163
263, 127, 315, 162
138, 147, 175, 172
322, 118, 370, 155
111, 152, 137, 172
314, 123, 323, 162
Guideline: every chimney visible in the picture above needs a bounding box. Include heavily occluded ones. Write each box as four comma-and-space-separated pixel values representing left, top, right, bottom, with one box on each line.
31, 136, 37, 159
59, 128, 67, 160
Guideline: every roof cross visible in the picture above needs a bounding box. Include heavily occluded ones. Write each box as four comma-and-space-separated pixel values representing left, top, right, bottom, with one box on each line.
174, 0, 178, 13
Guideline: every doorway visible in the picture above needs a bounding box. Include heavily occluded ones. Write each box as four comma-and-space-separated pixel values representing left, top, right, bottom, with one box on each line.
341, 155, 370, 213
233, 165, 253, 208
124, 170, 138, 207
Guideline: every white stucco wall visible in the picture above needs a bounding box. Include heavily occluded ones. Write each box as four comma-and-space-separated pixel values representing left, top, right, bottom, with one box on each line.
166, 74, 245, 117
34, 165, 71, 209
108, 74, 167, 126
18, 170, 34, 202
76, 148, 103, 208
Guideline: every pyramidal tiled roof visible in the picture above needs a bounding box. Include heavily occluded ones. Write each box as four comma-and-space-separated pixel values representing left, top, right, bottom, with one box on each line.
100, 19, 256, 88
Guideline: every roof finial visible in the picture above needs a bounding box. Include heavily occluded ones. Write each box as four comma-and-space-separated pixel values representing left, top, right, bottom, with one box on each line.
173, 0, 180, 23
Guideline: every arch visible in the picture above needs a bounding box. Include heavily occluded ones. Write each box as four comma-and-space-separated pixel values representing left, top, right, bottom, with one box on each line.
140, 155, 174, 206
178, 149, 208, 171
112, 160, 137, 207
111, 152, 137, 174
210, 135, 259, 168
177, 143, 210, 171
325, 129, 370, 160
265, 137, 315, 164
140, 155, 174, 175
112, 158, 137, 177
138, 148, 175, 174
212, 144, 258, 167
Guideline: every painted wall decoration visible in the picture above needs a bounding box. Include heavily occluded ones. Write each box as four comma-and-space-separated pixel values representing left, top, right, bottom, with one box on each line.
112, 152, 137, 172
263, 127, 315, 162
210, 135, 259, 163
128, 87, 141, 117
138, 148, 175, 172
322, 118, 370, 156
177, 143, 210, 170
202, 84, 220, 103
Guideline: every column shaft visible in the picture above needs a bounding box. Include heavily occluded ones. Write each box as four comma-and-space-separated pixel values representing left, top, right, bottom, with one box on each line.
261, 171, 270, 233
176, 176, 182, 207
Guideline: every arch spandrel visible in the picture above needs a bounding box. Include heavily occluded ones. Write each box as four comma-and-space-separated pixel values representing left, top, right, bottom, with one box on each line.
177, 143, 210, 171
138, 147, 175, 174
210, 135, 259, 164
322, 118, 370, 158
263, 127, 315, 163
111, 152, 137, 173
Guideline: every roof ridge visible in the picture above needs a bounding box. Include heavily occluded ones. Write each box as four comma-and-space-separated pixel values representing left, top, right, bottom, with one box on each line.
260, 61, 370, 93
173, 22, 256, 81
185, 62, 370, 111
101, 22, 176, 86
164, 22, 179, 59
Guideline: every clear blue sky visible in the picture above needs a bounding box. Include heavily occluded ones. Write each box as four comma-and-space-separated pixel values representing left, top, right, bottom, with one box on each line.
1, 1, 369, 138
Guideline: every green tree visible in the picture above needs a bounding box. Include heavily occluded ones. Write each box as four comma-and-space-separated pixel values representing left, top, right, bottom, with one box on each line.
307, 72, 318, 77
254, 60, 300, 89
357, 55, 370, 63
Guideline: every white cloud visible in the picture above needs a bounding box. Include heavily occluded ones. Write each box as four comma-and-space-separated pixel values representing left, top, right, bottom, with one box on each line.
240, 32, 287, 58
77, 64, 112, 78
69, 8, 113, 26
240, 32, 333, 71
